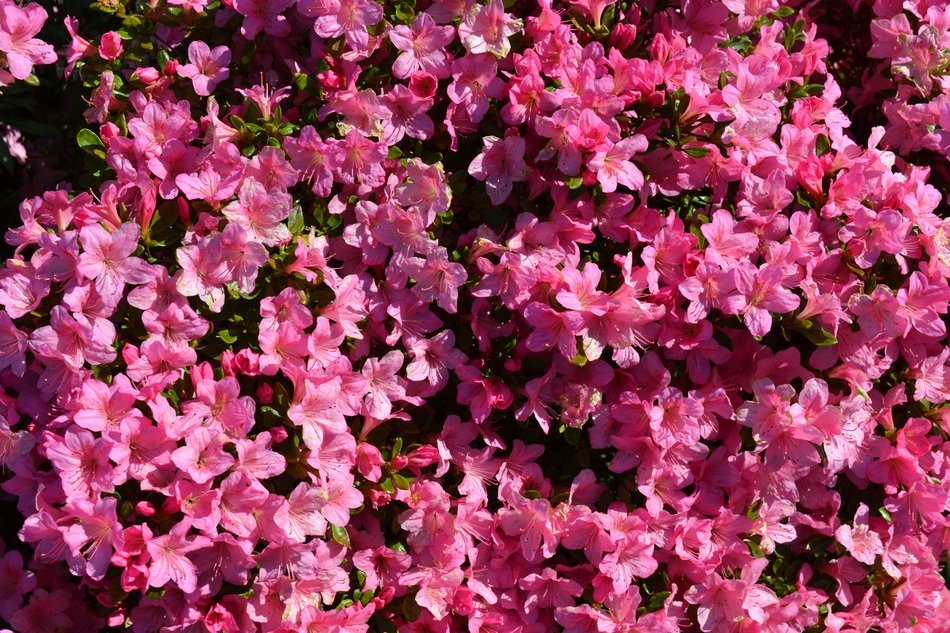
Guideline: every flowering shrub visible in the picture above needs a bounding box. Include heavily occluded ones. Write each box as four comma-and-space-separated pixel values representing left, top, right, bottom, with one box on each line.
2, 0, 950, 631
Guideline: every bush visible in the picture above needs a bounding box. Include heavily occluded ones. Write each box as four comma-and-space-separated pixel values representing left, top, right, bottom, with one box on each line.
1, 0, 949, 631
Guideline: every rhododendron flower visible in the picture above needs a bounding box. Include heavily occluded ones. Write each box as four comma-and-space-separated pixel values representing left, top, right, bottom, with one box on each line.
145, 522, 207, 594
29, 305, 117, 368
44, 429, 115, 497
326, 130, 387, 188
3, 1, 950, 630
468, 134, 528, 204
459, 0, 523, 58
77, 222, 152, 303
170, 428, 236, 484
222, 178, 292, 247
835, 503, 884, 565
177, 40, 231, 96
724, 264, 801, 337
388, 13, 455, 79
0, 2, 56, 81
588, 136, 648, 193
299, 0, 383, 50
233, 0, 295, 39
97, 31, 122, 61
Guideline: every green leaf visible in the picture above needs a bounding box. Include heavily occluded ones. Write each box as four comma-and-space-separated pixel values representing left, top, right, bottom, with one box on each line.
360, 588, 375, 606
800, 325, 837, 347
774, 5, 795, 17
394, 2, 414, 22
218, 329, 239, 345
77, 128, 105, 157
878, 507, 893, 523
392, 473, 412, 490
331, 524, 351, 547
682, 146, 710, 158
288, 204, 304, 235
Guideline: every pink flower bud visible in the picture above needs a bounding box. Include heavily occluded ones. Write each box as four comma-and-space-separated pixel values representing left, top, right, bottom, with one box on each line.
132, 66, 161, 85
609, 22, 636, 49
268, 426, 289, 444
390, 455, 409, 471
99, 122, 120, 141
256, 383, 274, 404
98, 31, 123, 61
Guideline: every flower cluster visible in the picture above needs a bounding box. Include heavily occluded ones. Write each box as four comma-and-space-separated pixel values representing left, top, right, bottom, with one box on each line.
1, 0, 950, 631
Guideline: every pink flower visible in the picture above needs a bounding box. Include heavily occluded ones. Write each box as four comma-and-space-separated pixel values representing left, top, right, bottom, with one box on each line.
63, 16, 95, 77
405, 249, 468, 313
77, 222, 152, 303
326, 130, 387, 188
314, 472, 363, 526
177, 40, 231, 96
468, 134, 528, 204
388, 13, 455, 79
447, 54, 504, 122
361, 350, 407, 420
175, 238, 230, 312
835, 503, 884, 565
0, 309, 26, 376
171, 428, 236, 485
222, 178, 292, 247
723, 263, 801, 338
0, 550, 34, 619
44, 429, 115, 497
63, 497, 123, 580
298, 0, 383, 50
29, 306, 117, 368
275, 483, 329, 541
406, 330, 467, 388
459, 0, 523, 58
284, 126, 334, 197
145, 522, 207, 594
232, 0, 295, 39
587, 135, 648, 193
0, 2, 56, 81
